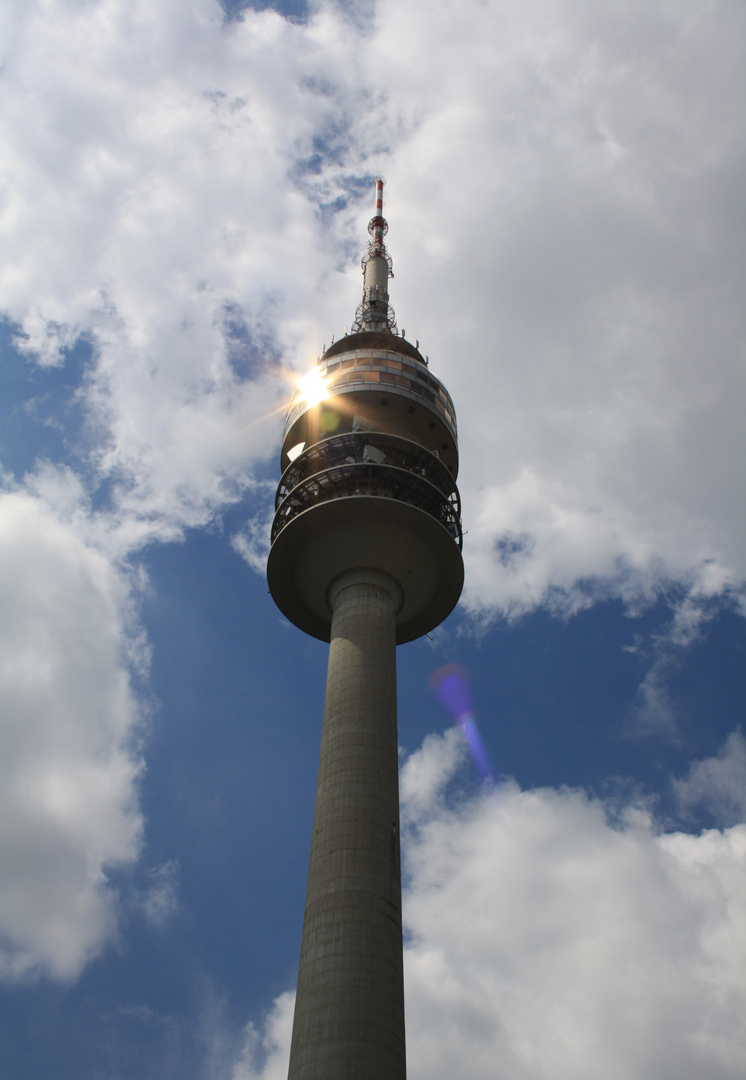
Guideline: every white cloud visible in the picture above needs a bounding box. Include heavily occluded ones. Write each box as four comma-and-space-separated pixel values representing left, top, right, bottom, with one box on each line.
139, 859, 180, 928
399, 725, 467, 823
0, 0, 744, 1000
624, 591, 740, 738
373, 0, 746, 620
674, 730, 746, 828
627, 660, 680, 738
230, 493, 276, 575
401, 732, 745, 1079
1, 0, 742, 613
1, 0, 362, 552
0, 490, 144, 981
231, 991, 295, 1080
232, 730, 746, 1079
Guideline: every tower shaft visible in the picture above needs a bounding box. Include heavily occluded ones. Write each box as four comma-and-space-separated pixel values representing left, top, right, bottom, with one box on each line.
287, 571, 406, 1080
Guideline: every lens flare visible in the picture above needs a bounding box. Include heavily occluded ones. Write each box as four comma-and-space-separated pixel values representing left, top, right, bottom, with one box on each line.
429, 664, 494, 784
297, 368, 330, 407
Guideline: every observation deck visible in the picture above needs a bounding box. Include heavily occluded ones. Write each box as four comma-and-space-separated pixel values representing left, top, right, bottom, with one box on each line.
282, 331, 458, 475
273, 431, 461, 546
267, 332, 464, 644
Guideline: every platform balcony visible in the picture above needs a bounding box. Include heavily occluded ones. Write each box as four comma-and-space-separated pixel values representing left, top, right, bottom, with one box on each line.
272, 431, 462, 549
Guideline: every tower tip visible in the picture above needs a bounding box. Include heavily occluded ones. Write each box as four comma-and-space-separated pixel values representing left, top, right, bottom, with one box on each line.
351, 178, 397, 335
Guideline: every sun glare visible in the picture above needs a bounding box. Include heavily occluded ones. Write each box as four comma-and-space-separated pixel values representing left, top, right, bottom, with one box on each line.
297, 369, 330, 408
297, 367, 332, 408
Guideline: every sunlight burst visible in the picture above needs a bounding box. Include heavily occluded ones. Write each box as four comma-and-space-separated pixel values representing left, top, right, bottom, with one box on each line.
297, 368, 330, 408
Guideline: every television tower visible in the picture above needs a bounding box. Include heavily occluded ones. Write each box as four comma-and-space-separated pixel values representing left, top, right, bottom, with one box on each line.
267, 178, 463, 1079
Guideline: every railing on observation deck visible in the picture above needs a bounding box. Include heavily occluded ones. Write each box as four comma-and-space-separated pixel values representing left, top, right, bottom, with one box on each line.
272, 432, 462, 548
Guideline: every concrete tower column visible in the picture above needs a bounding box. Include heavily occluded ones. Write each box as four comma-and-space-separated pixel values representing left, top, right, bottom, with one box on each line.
287, 569, 406, 1080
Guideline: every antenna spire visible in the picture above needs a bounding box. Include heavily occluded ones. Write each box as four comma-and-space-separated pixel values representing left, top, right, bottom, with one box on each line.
351, 177, 398, 334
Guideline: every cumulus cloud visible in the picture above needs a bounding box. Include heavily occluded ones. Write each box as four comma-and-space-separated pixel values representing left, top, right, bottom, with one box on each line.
399, 725, 467, 822
384, 0, 746, 620
0, 490, 144, 981
401, 733, 745, 1080
674, 730, 746, 828
231, 729, 746, 1079
0, 0, 742, 609
1, 0, 360, 553
624, 590, 741, 738
1, 0, 744, 996
230, 493, 276, 575
231, 991, 295, 1080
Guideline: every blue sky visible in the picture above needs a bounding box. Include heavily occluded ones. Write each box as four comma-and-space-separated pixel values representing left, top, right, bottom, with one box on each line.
0, 1, 744, 1078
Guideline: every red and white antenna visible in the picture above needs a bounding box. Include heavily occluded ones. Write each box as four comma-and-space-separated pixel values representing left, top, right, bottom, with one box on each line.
352, 176, 397, 334
368, 176, 390, 266
371, 177, 385, 257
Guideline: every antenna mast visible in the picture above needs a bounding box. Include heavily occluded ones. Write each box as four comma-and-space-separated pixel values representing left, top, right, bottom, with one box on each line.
351, 176, 398, 334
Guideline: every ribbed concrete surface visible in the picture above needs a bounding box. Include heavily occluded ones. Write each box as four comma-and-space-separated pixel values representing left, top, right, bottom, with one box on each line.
287, 573, 406, 1080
